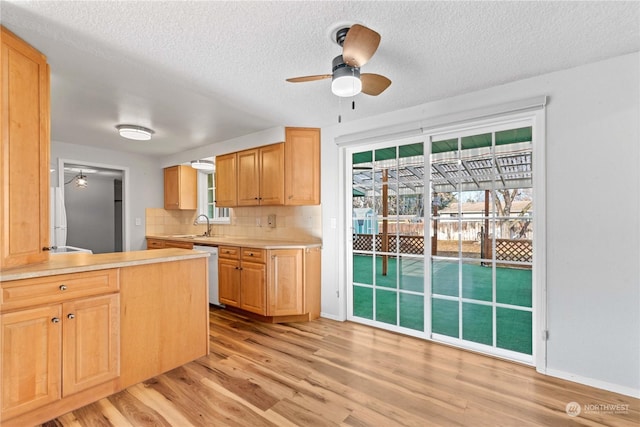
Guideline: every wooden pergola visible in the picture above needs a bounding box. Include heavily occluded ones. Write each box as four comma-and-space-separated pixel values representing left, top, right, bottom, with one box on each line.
352, 127, 533, 275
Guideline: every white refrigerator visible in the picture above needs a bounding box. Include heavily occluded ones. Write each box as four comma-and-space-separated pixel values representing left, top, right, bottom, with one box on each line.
49, 187, 92, 254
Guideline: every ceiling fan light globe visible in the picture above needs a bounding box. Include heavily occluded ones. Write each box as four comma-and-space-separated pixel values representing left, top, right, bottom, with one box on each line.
332, 75, 362, 97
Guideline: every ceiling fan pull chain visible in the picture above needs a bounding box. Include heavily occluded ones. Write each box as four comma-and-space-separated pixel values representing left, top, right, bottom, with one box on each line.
338, 96, 342, 123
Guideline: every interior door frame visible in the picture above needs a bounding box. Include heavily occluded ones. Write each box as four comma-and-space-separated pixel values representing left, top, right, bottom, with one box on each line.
57, 158, 131, 252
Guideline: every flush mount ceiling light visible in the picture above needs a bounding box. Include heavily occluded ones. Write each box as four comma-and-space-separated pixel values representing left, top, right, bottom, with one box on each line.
115, 124, 155, 141
190, 159, 214, 171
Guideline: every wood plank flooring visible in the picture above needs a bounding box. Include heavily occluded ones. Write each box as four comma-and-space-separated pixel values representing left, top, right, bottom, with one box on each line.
41, 307, 639, 426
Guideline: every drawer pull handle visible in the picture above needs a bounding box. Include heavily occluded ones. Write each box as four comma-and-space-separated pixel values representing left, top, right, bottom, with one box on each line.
51, 317, 60, 323
59, 285, 67, 291
67, 313, 75, 320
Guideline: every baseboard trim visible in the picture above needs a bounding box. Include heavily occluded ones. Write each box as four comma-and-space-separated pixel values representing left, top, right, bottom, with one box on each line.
320, 312, 342, 321
543, 368, 640, 399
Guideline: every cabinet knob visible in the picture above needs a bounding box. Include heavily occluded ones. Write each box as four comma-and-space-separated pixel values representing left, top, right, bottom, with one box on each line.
59, 285, 67, 291
67, 313, 75, 320
51, 317, 60, 323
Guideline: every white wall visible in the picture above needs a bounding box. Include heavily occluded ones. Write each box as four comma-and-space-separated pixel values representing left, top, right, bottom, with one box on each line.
51, 140, 164, 251
160, 127, 285, 167
320, 52, 639, 397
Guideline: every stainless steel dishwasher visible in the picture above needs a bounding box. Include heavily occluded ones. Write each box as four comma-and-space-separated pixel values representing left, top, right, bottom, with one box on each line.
193, 245, 220, 305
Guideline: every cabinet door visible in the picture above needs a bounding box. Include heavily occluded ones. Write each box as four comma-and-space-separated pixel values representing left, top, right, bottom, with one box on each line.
268, 249, 304, 316
259, 143, 284, 205
218, 258, 241, 306
164, 166, 180, 209
284, 127, 320, 205
215, 153, 237, 207
237, 148, 260, 206
0, 27, 51, 269
240, 261, 267, 315
1, 305, 61, 420
62, 294, 120, 397
164, 165, 197, 210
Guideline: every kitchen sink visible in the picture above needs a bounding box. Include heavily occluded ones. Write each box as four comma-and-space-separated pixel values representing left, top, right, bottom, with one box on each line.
170, 234, 202, 239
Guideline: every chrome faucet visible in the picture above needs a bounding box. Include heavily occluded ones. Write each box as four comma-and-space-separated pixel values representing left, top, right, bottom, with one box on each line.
193, 214, 211, 237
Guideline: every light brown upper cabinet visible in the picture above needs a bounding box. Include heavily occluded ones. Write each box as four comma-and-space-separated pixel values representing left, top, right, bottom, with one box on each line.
284, 127, 320, 205
0, 26, 51, 270
237, 143, 284, 206
164, 165, 197, 210
215, 127, 320, 208
214, 152, 237, 207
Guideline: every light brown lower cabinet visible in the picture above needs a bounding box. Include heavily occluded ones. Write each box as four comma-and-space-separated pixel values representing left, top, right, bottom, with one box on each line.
0, 257, 208, 427
219, 247, 267, 315
1, 280, 120, 425
218, 245, 320, 321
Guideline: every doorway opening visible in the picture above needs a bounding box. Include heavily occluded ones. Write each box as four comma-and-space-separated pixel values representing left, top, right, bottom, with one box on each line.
56, 158, 129, 254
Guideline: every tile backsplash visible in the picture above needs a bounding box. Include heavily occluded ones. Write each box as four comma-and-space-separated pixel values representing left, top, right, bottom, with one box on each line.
146, 205, 321, 242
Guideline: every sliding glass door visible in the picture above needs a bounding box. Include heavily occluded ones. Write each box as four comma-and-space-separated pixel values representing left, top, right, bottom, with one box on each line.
347, 118, 537, 363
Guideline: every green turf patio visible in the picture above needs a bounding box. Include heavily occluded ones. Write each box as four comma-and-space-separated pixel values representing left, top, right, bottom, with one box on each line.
352, 254, 533, 355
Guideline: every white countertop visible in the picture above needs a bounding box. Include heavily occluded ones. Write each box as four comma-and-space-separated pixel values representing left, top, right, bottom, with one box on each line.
147, 234, 322, 249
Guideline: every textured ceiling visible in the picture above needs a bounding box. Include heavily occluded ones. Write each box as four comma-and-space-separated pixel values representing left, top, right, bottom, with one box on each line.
1, 1, 638, 156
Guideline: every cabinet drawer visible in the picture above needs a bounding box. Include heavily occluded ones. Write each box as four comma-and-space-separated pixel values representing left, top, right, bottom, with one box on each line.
219, 246, 240, 259
147, 239, 165, 249
1, 269, 119, 312
165, 241, 194, 250
241, 248, 265, 263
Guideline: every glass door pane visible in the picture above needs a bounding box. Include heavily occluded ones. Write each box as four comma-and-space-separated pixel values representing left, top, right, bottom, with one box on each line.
350, 140, 426, 333
430, 124, 534, 359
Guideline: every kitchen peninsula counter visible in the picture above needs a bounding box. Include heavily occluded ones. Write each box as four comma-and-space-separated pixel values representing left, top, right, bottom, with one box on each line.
0, 248, 208, 281
0, 248, 209, 426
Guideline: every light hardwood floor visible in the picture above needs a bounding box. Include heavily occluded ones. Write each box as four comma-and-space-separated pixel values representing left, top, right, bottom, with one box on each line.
41, 307, 638, 426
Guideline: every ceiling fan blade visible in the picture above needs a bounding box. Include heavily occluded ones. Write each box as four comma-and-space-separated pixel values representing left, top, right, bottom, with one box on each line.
342, 24, 381, 68
361, 73, 391, 96
286, 74, 332, 83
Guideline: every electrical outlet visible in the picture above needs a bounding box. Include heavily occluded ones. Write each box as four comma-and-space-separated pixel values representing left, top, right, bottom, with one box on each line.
256, 217, 261, 227
267, 214, 276, 228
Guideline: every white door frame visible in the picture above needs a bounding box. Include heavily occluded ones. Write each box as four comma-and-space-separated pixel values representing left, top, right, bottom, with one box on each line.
57, 158, 131, 252
339, 107, 547, 371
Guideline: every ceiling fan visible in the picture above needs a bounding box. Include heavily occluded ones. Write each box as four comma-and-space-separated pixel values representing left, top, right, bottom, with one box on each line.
286, 24, 391, 97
